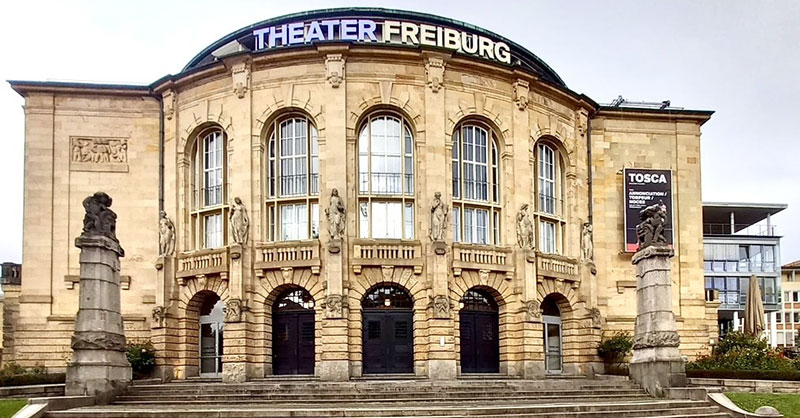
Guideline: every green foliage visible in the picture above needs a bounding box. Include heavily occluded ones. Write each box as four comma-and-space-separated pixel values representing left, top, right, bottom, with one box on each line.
727, 393, 800, 418
597, 332, 633, 364
125, 341, 156, 378
686, 331, 800, 380
0, 363, 65, 387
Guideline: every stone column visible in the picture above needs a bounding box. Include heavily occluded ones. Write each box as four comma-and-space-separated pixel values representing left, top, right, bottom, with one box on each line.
629, 245, 685, 396
66, 192, 131, 404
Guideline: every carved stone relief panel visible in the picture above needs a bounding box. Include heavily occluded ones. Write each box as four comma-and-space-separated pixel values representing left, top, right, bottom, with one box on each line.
70, 137, 129, 173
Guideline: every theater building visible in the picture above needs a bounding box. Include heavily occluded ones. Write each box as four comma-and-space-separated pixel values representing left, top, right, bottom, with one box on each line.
8, 8, 719, 381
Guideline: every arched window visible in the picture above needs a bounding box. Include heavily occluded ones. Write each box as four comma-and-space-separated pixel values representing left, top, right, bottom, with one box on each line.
192, 127, 228, 249
452, 122, 501, 245
357, 113, 415, 240
534, 142, 565, 254
265, 116, 320, 241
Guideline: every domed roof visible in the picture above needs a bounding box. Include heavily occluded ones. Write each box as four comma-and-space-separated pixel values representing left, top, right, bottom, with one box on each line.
183, 7, 566, 88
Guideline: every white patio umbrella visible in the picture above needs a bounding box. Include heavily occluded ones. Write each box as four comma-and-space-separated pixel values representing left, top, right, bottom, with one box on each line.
744, 275, 766, 336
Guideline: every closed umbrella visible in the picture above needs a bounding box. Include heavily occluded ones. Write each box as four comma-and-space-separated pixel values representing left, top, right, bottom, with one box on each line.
744, 275, 766, 336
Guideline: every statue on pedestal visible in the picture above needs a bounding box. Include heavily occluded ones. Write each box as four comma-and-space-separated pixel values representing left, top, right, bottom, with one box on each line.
230, 197, 249, 245
326, 189, 346, 252
515, 204, 535, 250
82, 192, 118, 242
636, 201, 668, 250
430, 192, 449, 242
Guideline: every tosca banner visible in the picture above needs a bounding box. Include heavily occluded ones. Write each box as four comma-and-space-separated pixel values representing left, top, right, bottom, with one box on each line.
252, 18, 512, 65
624, 168, 673, 252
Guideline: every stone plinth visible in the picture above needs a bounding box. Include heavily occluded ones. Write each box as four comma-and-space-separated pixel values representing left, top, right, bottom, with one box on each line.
629, 245, 685, 396
66, 235, 131, 404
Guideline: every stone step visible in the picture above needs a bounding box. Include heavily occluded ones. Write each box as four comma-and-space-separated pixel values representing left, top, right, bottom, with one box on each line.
46, 400, 720, 418
123, 388, 645, 398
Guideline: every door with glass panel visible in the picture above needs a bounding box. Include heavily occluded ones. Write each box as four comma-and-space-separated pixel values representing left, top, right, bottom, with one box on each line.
543, 315, 562, 373
199, 299, 225, 377
361, 285, 414, 374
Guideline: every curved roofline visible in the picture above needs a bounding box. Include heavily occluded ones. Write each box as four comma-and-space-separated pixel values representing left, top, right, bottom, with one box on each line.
182, 7, 566, 87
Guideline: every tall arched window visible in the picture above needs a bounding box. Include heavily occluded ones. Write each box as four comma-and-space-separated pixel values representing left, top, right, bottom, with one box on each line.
452, 122, 500, 245
357, 113, 415, 239
192, 127, 228, 249
534, 142, 564, 254
265, 115, 320, 241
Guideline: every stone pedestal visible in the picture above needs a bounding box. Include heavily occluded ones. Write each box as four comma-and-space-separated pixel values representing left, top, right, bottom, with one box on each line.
66, 235, 131, 404
629, 245, 685, 397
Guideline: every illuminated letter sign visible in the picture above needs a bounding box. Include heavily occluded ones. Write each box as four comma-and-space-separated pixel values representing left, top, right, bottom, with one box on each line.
252, 18, 513, 65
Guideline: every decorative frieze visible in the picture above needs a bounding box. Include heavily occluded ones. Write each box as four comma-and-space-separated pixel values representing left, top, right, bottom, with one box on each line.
70, 137, 128, 173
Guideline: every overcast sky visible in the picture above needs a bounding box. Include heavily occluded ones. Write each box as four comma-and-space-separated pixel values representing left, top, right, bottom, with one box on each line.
1, 0, 798, 265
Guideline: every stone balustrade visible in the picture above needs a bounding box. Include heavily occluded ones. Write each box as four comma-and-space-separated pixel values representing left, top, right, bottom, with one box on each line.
254, 240, 321, 275
176, 247, 229, 280
452, 244, 514, 279
536, 252, 579, 281
352, 239, 423, 274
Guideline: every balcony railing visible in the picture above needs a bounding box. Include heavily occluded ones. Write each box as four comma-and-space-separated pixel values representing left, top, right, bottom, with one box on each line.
352, 239, 423, 274
254, 240, 321, 275
537, 252, 579, 281
177, 247, 229, 279
537, 194, 564, 218
358, 173, 414, 195
452, 244, 513, 278
703, 223, 777, 236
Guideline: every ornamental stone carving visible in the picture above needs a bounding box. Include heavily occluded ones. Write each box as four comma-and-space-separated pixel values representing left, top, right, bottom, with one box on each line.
229, 197, 249, 245
163, 90, 175, 120
432, 295, 450, 319
71, 331, 126, 352
425, 57, 445, 93
224, 299, 244, 323
633, 331, 681, 349
525, 300, 542, 322
590, 307, 602, 329
81, 192, 119, 243
151, 306, 167, 328
430, 192, 449, 242
516, 204, 535, 250
326, 189, 346, 252
323, 294, 344, 319
636, 201, 669, 250
325, 54, 345, 88
71, 137, 128, 164
513, 79, 529, 110
231, 61, 250, 99
158, 211, 176, 256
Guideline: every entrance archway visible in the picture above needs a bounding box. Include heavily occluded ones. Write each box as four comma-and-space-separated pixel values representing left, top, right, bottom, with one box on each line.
272, 287, 315, 375
459, 288, 499, 373
361, 284, 414, 374
541, 294, 563, 373
198, 293, 224, 377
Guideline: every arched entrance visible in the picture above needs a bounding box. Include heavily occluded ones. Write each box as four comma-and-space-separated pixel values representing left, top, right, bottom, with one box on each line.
272, 287, 315, 375
198, 294, 224, 377
541, 294, 563, 373
361, 284, 414, 374
459, 288, 500, 373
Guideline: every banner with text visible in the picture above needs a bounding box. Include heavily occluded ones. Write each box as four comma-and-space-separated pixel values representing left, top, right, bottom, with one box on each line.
624, 168, 673, 252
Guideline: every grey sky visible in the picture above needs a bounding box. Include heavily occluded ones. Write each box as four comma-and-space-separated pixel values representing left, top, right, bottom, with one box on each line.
1, 0, 798, 264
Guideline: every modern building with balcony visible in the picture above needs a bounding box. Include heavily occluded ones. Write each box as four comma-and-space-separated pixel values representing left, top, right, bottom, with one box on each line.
703, 202, 786, 337
774, 260, 800, 348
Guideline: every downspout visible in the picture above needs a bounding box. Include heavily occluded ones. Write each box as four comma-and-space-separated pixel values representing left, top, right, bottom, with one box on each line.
153, 92, 165, 213
586, 111, 595, 223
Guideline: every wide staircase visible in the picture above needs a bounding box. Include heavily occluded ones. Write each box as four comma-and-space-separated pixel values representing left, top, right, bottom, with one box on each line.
45, 377, 730, 418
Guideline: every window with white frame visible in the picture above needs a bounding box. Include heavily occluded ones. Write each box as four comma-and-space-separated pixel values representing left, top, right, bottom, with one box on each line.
192, 128, 228, 249
452, 122, 500, 245
533, 141, 565, 254
265, 116, 320, 241
358, 113, 415, 239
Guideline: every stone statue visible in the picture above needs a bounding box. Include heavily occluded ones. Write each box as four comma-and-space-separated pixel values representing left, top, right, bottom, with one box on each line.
581, 222, 594, 261
325, 188, 346, 241
430, 192, 449, 242
158, 211, 175, 256
229, 197, 249, 245
515, 204, 535, 250
636, 200, 668, 250
81, 192, 118, 242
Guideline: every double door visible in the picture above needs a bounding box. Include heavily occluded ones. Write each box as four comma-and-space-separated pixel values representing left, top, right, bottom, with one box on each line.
459, 311, 499, 373
362, 310, 413, 374
273, 311, 315, 375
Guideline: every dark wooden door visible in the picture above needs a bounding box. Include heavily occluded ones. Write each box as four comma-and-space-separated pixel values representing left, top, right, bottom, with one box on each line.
273, 311, 315, 375
460, 311, 499, 373
362, 310, 413, 374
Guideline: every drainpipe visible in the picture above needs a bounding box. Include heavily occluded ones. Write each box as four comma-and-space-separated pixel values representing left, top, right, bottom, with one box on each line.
586, 112, 595, 223
153, 93, 165, 213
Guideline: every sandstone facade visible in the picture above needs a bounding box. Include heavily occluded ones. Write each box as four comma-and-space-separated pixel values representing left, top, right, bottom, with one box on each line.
8, 9, 717, 379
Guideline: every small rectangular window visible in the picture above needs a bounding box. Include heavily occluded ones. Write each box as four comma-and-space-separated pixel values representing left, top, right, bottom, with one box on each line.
453, 206, 461, 243
404, 203, 414, 240
204, 213, 223, 248
359, 202, 369, 239
794, 292, 800, 302
311, 203, 319, 239
540, 221, 556, 254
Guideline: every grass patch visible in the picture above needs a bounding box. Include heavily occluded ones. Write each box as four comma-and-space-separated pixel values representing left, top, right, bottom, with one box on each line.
0, 399, 27, 418
727, 392, 800, 418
